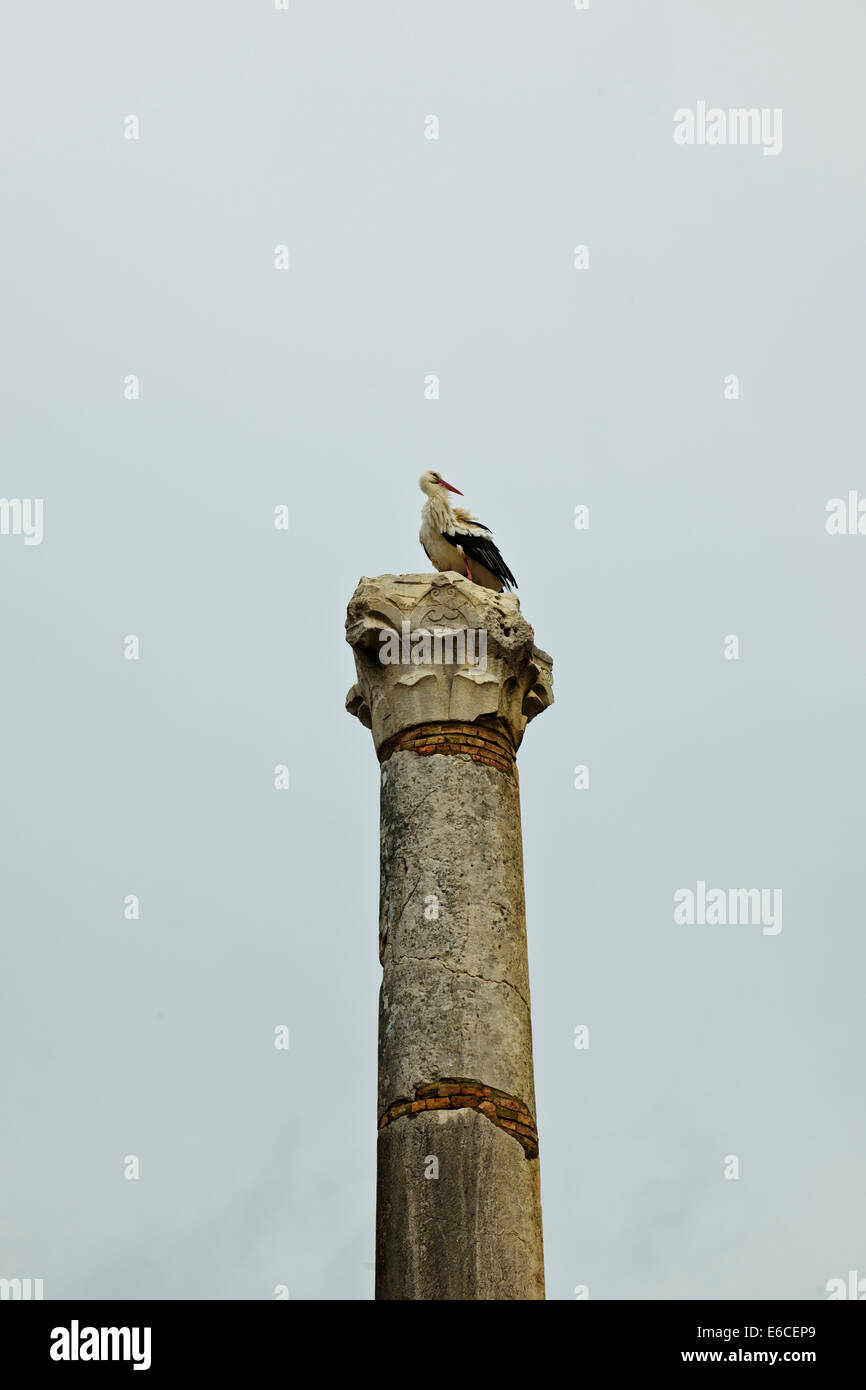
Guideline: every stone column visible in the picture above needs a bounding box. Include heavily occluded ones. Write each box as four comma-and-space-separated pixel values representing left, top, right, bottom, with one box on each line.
345, 573, 553, 1301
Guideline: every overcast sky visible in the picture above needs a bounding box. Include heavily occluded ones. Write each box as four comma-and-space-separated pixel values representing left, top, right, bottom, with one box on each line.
2, 0, 864, 1300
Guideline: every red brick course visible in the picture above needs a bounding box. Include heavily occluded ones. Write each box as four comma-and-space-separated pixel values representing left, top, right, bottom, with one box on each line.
379, 722, 516, 775
378, 1077, 538, 1159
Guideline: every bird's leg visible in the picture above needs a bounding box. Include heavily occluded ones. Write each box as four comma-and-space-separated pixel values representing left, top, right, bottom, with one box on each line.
464, 558, 473, 582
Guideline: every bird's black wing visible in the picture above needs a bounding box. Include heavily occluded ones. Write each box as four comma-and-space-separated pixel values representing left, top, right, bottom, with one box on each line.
443, 525, 518, 591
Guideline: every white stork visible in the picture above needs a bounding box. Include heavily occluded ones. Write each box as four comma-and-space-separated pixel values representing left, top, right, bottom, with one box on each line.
418, 470, 517, 592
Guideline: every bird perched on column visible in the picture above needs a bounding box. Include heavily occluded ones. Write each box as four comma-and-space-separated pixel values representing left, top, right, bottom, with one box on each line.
418, 470, 517, 592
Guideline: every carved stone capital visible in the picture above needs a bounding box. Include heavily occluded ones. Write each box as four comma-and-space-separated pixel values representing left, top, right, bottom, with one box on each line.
345, 573, 553, 756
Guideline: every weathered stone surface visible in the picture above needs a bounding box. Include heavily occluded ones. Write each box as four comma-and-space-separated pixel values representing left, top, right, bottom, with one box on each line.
345, 573, 553, 755
376, 1109, 544, 1300
377, 750, 535, 1117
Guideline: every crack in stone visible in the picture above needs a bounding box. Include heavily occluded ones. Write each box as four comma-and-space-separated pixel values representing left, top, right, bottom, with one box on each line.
392, 950, 530, 1012
397, 786, 438, 825
380, 874, 422, 960
393, 876, 422, 932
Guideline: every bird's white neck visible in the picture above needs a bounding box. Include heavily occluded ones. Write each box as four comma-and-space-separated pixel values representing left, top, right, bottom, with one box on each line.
423, 489, 455, 530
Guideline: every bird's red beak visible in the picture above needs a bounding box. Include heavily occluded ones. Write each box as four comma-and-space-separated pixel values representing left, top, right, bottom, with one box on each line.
440, 479, 463, 495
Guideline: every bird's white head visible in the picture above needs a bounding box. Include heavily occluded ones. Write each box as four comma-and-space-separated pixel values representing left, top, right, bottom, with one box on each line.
418, 469, 463, 498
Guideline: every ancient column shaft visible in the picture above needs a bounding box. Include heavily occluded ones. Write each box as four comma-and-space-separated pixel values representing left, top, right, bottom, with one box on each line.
346, 573, 553, 1300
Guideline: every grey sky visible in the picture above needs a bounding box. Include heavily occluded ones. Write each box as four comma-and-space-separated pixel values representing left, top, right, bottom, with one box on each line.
1, 0, 864, 1299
